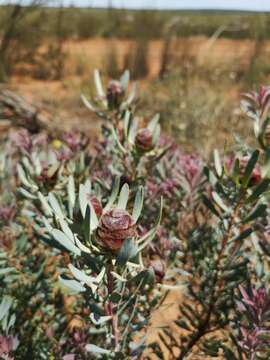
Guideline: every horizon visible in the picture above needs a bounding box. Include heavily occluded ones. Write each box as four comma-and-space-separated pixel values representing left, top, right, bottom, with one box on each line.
1, 0, 270, 12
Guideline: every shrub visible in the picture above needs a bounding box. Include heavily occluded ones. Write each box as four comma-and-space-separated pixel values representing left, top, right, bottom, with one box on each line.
1, 70, 270, 358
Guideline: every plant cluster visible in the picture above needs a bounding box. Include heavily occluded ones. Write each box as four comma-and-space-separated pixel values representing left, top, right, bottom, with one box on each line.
0, 71, 270, 359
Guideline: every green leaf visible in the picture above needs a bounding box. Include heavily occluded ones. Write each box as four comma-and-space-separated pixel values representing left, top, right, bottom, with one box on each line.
147, 114, 160, 132
0, 296, 13, 322
116, 239, 138, 267
117, 183, 129, 210
137, 197, 163, 251
90, 313, 112, 325
16, 187, 37, 200
84, 205, 91, 243
130, 269, 155, 287
79, 183, 89, 218
68, 263, 99, 292
59, 276, 86, 293
127, 82, 137, 105
230, 228, 253, 243
123, 110, 131, 140
120, 70, 130, 91
242, 150, 259, 187
214, 149, 223, 177
212, 191, 229, 213
85, 344, 110, 355
110, 292, 121, 303
59, 219, 74, 243
104, 176, 120, 212
17, 164, 38, 191
152, 123, 161, 145
80, 94, 97, 112
37, 192, 52, 216
243, 203, 267, 223
51, 229, 81, 256
128, 116, 138, 144
68, 175, 76, 216
202, 195, 220, 217
258, 116, 270, 148
94, 69, 105, 99
246, 179, 270, 203
132, 186, 144, 222
48, 193, 64, 219
231, 158, 240, 182
47, 163, 59, 178
0, 268, 15, 275
110, 125, 127, 154
89, 203, 99, 231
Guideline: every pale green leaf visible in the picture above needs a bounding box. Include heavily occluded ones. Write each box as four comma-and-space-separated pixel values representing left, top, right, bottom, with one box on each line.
117, 183, 129, 210
132, 186, 144, 222
48, 193, 64, 219
51, 229, 81, 256
120, 70, 129, 91
85, 344, 110, 355
147, 114, 160, 132
59, 276, 85, 293
104, 177, 120, 212
38, 192, 52, 216
94, 69, 105, 98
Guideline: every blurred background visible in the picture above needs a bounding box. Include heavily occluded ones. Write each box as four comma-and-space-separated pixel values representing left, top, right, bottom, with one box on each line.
1, 0, 270, 154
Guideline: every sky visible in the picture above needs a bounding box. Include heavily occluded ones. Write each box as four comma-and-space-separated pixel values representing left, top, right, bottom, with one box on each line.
2, 0, 270, 12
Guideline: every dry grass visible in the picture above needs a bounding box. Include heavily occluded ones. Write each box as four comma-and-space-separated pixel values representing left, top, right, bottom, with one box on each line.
5, 36, 270, 151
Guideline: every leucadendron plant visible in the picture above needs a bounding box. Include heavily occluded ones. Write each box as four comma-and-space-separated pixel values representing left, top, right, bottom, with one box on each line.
6, 69, 270, 359
22, 172, 163, 358
8, 70, 203, 356
234, 285, 270, 359
81, 69, 137, 127
11, 129, 90, 199
82, 71, 204, 277
149, 87, 270, 359
82, 70, 171, 185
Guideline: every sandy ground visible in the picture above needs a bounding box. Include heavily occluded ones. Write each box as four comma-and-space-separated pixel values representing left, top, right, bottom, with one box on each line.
5, 35, 270, 136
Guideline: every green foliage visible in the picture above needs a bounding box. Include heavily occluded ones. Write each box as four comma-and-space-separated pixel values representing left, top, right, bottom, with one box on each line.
1, 70, 270, 359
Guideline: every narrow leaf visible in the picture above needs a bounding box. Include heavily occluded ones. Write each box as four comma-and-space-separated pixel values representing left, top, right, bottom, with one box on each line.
212, 191, 229, 212
68, 175, 76, 216
37, 192, 52, 216
94, 69, 105, 98
243, 203, 267, 223
132, 186, 144, 222
147, 114, 160, 132
85, 344, 110, 355
59, 277, 85, 293
117, 183, 129, 210
214, 149, 223, 177
116, 239, 138, 267
51, 229, 81, 256
48, 193, 64, 219
120, 70, 129, 91
202, 195, 220, 217
242, 150, 259, 187
104, 177, 120, 212
247, 179, 270, 203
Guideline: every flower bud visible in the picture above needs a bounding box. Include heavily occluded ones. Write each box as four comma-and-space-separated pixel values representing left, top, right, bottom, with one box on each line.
107, 80, 123, 110
150, 259, 166, 283
135, 128, 153, 152
96, 208, 136, 251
